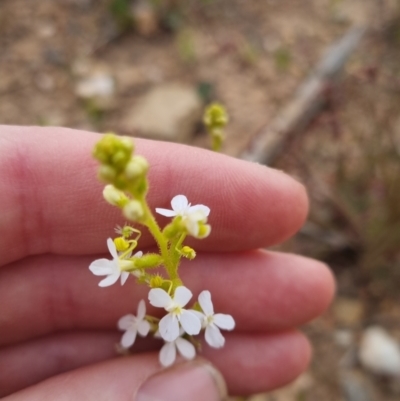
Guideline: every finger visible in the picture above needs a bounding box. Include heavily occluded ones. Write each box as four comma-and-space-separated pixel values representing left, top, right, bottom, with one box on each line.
2, 331, 310, 399
0, 331, 120, 397
0, 251, 334, 346
203, 331, 311, 395
0, 126, 308, 266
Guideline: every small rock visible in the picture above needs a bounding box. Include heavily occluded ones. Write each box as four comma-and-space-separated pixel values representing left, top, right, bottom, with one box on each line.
334, 329, 355, 348
122, 84, 203, 142
75, 72, 115, 110
340, 370, 374, 401
76, 73, 115, 99
333, 297, 365, 326
359, 326, 400, 377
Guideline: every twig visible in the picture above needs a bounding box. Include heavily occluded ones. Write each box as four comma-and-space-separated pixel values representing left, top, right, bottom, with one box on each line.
240, 26, 366, 166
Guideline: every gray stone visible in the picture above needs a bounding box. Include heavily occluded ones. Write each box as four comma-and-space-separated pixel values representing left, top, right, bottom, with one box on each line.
340, 370, 374, 401
123, 84, 203, 142
359, 326, 400, 377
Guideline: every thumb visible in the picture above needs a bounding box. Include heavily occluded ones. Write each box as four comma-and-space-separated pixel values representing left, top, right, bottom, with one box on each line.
5, 354, 227, 401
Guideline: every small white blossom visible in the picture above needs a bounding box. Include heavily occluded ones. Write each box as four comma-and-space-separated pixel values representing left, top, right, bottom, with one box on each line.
197, 290, 235, 348
89, 238, 142, 287
156, 195, 210, 238
159, 330, 196, 367
118, 300, 150, 348
148, 286, 201, 342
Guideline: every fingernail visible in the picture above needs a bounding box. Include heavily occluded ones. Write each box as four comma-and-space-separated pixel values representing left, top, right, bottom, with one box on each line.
136, 361, 227, 401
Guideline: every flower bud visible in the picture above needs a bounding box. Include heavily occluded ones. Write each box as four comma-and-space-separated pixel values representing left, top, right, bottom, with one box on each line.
203, 103, 229, 130
125, 156, 149, 180
93, 133, 134, 171
98, 165, 117, 183
103, 185, 129, 207
123, 200, 144, 222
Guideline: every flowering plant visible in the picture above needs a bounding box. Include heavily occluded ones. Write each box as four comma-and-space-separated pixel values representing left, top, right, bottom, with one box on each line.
90, 134, 235, 367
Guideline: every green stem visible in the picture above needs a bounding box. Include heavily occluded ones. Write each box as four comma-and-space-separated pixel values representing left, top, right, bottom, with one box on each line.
140, 200, 180, 282
171, 233, 186, 267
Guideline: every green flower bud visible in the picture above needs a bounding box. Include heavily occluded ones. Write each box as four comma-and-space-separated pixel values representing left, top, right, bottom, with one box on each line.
98, 165, 117, 183
103, 185, 129, 207
203, 103, 229, 130
123, 200, 144, 222
93, 133, 133, 171
125, 156, 149, 180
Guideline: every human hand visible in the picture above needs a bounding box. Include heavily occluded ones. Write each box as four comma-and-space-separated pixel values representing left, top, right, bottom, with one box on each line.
0, 126, 334, 400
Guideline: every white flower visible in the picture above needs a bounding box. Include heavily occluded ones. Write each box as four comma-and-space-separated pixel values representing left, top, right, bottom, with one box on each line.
156, 195, 210, 238
148, 286, 201, 342
197, 290, 235, 348
159, 331, 196, 367
89, 238, 142, 287
118, 300, 151, 348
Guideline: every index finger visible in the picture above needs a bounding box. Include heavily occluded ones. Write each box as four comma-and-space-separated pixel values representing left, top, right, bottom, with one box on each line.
0, 126, 308, 266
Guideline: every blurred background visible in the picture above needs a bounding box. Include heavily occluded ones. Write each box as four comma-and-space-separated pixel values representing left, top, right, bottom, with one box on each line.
1, 0, 400, 400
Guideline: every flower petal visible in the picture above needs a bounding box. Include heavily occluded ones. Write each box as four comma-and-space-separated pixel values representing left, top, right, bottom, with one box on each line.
173, 286, 193, 307
155, 208, 177, 217
136, 299, 146, 320
191, 310, 206, 327
148, 288, 172, 308
188, 204, 210, 217
159, 313, 180, 342
120, 271, 130, 285
107, 238, 118, 259
205, 324, 225, 348
121, 328, 137, 348
185, 218, 199, 237
98, 272, 120, 287
89, 259, 114, 276
134, 251, 143, 258
159, 342, 176, 367
176, 337, 196, 360
138, 320, 151, 336
214, 314, 235, 330
118, 314, 135, 330
180, 310, 201, 335
198, 290, 214, 316
171, 195, 189, 213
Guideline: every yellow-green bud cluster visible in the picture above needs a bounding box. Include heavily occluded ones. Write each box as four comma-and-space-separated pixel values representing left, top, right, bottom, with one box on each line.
203, 103, 229, 152
203, 103, 229, 130
93, 134, 149, 195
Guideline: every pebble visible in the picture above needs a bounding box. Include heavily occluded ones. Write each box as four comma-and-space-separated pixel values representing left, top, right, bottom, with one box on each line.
359, 326, 400, 377
122, 83, 203, 142
75, 73, 115, 99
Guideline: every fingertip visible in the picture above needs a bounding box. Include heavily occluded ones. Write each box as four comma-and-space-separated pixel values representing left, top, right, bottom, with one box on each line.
303, 258, 336, 318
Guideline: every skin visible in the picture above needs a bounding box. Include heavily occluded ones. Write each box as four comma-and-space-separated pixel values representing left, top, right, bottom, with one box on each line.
0, 126, 335, 399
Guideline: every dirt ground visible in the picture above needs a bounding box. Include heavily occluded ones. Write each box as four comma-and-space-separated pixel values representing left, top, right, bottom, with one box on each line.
1, 1, 400, 400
